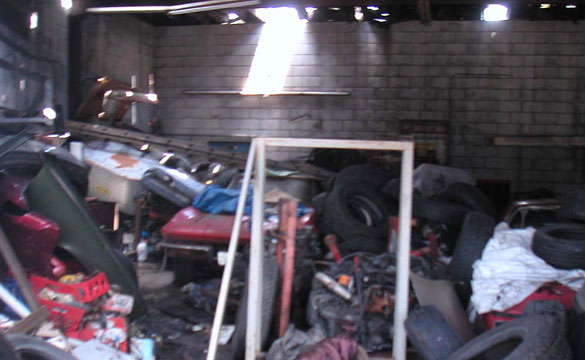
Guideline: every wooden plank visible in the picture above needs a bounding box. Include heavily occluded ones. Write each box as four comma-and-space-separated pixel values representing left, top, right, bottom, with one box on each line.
494, 136, 585, 147
7, 306, 50, 334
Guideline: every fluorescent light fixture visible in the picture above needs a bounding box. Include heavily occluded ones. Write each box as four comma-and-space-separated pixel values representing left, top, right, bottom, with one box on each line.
540, 3, 551, 8
167, 0, 259, 15
86, 0, 251, 14
482, 4, 509, 22
566, 4, 577, 8
329, 7, 340, 10
381, 12, 389, 16
242, 8, 306, 95
374, 18, 387, 22
354, 6, 364, 21
228, 12, 239, 19
86, 5, 170, 13
42, 107, 57, 120
29, 12, 38, 29
367, 5, 379, 11
61, 0, 72, 11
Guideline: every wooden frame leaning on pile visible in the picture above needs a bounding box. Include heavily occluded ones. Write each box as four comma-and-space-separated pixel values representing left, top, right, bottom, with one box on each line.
206, 138, 415, 360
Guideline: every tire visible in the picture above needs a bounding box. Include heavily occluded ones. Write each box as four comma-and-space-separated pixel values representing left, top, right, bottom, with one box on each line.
5, 334, 77, 360
318, 184, 391, 249
437, 182, 497, 219
449, 212, 495, 303
231, 255, 278, 359
446, 315, 561, 360
523, 300, 567, 332
213, 168, 239, 188
333, 164, 395, 190
0, 151, 88, 196
413, 196, 469, 227
311, 192, 327, 222
405, 306, 462, 360
0, 334, 18, 360
381, 178, 400, 200
558, 189, 585, 222
113, 249, 138, 286
532, 224, 585, 270
173, 257, 195, 286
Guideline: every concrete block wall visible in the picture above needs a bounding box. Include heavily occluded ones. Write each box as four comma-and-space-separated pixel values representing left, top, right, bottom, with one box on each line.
153, 20, 585, 194
0, 1, 68, 115
80, 15, 155, 130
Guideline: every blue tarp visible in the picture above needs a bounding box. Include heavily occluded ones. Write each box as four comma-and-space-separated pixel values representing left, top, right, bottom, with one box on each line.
192, 185, 252, 215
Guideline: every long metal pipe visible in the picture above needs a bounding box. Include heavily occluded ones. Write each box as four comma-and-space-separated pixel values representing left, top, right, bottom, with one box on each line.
167, 1, 260, 15
0, 284, 31, 318
86, 0, 253, 14
206, 141, 256, 360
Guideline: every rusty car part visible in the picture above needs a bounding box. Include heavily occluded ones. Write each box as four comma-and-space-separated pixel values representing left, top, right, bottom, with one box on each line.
324, 235, 342, 263
365, 285, 394, 316
503, 198, 561, 228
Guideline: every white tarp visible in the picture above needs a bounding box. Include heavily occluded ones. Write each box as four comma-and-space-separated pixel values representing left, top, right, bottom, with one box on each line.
471, 223, 585, 314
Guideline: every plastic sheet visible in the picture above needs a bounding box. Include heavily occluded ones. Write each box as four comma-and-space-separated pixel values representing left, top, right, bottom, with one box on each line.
471, 223, 585, 314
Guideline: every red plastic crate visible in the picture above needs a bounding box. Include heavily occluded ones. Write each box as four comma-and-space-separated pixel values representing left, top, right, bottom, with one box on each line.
482, 282, 576, 330
30, 272, 110, 303
37, 298, 86, 333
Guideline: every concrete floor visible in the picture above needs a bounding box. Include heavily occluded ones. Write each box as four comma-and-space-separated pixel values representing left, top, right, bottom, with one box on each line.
136, 263, 233, 360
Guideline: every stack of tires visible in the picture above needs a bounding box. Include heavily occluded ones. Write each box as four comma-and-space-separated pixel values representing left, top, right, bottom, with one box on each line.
313, 164, 398, 255
406, 302, 573, 360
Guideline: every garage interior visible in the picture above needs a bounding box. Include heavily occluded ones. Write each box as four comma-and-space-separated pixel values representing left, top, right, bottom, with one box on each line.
1, 0, 585, 359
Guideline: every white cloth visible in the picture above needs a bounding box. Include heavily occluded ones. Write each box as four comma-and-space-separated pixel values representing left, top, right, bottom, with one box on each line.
470, 223, 585, 314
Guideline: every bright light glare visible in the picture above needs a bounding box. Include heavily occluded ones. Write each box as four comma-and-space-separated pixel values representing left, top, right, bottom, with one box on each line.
354, 7, 364, 21
374, 18, 387, 22
566, 4, 577, 8
329, 7, 340, 11
61, 0, 73, 11
482, 4, 509, 22
381, 12, 389, 16
212, 164, 222, 174
305, 7, 317, 14
540, 3, 551, 8
228, 12, 239, 20
125, 91, 134, 97
146, 93, 158, 102
367, 5, 379, 11
241, 8, 306, 95
140, 144, 150, 151
29, 12, 38, 29
42, 107, 57, 120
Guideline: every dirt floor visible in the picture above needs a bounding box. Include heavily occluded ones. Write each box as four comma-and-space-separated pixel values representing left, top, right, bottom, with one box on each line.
136, 263, 233, 360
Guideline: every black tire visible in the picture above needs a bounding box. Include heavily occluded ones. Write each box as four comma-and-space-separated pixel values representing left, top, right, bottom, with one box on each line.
449, 212, 495, 303
173, 257, 195, 286
318, 184, 391, 250
333, 164, 395, 190
381, 178, 400, 200
0, 151, 88, 197
405, 306, 463, 360
0, 334, 18, 360
532, 224, 585, 270
558, 189, 585, 222
447, 315, 562, 360
113, 249, 138, 286
5, 334, 77, 360
231, 255, 278, 359
437, 182, 497, 219
413, 196, 469, 227
523, 300, 567, 331
311, 192, 327, 222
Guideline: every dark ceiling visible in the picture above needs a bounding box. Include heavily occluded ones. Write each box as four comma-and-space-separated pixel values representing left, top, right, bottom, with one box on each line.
74, 0, 585, 26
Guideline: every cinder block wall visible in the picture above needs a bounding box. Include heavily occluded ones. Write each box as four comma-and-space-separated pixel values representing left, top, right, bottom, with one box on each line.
0, 1, 68, 114
154, 20, 585, 194
80, 15, 155, 130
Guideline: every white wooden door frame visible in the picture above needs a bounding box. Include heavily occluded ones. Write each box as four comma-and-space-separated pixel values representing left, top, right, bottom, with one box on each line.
206, 138, 415, 360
